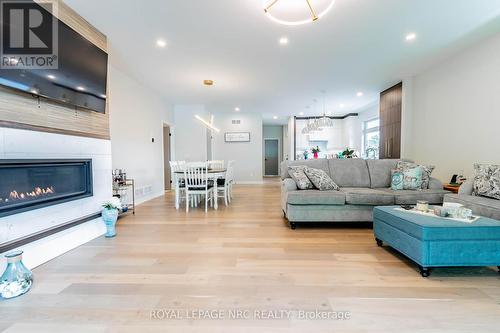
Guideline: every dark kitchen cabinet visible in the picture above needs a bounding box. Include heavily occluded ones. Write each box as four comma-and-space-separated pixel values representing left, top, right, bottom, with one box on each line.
379, 82, 402, 159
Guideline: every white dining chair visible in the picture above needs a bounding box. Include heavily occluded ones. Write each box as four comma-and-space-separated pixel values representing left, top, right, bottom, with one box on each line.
208, 160, 224, 169
170, 160, 186, 209
215, 160, 235, 206
184, 162, 214, 213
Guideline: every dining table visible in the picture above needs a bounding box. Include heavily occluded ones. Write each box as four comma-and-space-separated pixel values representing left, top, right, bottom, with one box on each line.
174, 168, 227, 210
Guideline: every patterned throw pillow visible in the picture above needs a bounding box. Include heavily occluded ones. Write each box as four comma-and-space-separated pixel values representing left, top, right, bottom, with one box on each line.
396, 161, 435, 189
303, 167, 339, 191
473, 164, 500, 200
391, 170, 404, 190
402, 167, 423, 190
288, 166, 314, 190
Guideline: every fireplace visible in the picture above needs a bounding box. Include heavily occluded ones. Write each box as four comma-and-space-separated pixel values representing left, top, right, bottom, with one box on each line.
0, 159, 93, 218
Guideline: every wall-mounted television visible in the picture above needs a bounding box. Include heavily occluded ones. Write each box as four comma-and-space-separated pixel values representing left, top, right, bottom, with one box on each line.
0, 1, 108, 113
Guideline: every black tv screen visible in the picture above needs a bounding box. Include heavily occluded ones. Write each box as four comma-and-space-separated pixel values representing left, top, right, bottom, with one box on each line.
0, 1, 108, 113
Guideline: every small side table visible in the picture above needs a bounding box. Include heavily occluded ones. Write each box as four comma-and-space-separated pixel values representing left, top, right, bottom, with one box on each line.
443, 183, 461, 194
113, 179, 135, 215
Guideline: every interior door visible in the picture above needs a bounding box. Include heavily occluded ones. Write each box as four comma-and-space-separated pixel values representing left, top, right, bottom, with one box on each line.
264, 139, 279, 176
163, 125, 171, 190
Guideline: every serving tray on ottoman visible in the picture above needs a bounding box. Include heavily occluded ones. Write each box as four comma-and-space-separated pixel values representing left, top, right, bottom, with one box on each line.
373, 206, 500, 277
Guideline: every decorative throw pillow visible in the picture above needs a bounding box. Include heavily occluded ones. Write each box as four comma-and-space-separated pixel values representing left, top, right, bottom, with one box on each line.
391, 170, 404, 190
473, 164, 500, 200
402, 167, 423, 190
303, 167, 339, 191
396, 161, 435, 189
288, 166, 314, 190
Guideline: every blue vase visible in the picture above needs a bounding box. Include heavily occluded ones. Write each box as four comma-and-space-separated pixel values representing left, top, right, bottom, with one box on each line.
0, 250, 33, 299
102, 208, 119, 238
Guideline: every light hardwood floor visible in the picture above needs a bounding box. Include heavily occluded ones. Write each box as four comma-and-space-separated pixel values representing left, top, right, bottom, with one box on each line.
1, 182, 500, 332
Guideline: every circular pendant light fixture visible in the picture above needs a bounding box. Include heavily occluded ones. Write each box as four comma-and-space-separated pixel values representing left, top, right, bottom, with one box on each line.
263, 0, 335, 26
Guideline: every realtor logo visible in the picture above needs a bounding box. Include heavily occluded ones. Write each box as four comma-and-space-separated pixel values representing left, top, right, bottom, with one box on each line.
1, 0, 58, 69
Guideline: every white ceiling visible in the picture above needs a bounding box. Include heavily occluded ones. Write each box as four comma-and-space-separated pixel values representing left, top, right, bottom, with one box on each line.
65, 0, 500, 124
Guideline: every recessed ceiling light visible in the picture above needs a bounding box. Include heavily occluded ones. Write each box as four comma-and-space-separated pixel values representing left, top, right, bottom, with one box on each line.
279, 37, 289, 45
156, 39, 167, 48
235, 107, 240, 112
76, 86, 85, 91
405, 33, 417, 41
273, 116, 278, 120
356, 92, 363, 97
299, 112, 304, 116
203, 79, 214, 86
47, 74, 56, 80
339, 104, 345, 108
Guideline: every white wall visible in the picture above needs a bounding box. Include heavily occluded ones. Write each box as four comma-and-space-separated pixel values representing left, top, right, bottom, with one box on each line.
108, 65, 174, 203
403, 32, 500, 181
173, 105, 208, 162
287, 117, 295, 160
212, 112, 263, 183
343, 116, 362, 153
358, 103, 379, 123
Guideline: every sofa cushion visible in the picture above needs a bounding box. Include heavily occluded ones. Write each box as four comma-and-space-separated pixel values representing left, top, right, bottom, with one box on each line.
286, 190, 345, 205
379, 188, 448, 205
280, 159, 330, 180
366, 159, 399, 188
304, 167, 339, 191
402, 167, 423, 190
328, 159, 371, 188
288, 166, 314, 190
472, 163, 500, 200
396, 161, 435, 189
445, 194, 500, 221
391, 170, 404, 190
341, 187, 395, 205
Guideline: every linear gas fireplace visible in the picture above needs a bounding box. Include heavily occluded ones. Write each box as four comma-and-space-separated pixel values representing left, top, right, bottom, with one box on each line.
0, 159, 93, 218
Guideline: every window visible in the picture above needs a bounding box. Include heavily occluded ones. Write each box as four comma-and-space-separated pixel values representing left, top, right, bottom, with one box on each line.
362, 118, 380, 159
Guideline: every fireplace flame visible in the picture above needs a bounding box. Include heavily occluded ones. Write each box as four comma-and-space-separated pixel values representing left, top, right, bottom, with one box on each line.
4, 186, 55, 202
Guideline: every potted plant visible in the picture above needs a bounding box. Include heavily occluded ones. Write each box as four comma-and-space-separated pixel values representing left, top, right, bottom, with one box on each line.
303, 150, 309, 160
340, 147, 358, 159
311, 146, 321, 159
102, 197, 122, 238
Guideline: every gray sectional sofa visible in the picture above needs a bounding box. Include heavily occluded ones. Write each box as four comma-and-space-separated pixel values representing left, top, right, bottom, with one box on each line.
444, 181, 500, 221
281, 158, 448, 229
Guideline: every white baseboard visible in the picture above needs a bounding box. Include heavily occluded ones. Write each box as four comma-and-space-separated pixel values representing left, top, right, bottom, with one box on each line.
135, 191, 165, 205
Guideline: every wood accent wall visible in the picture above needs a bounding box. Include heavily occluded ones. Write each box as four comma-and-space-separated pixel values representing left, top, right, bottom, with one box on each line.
0, 0, 110, 140
379, 82, 402, 159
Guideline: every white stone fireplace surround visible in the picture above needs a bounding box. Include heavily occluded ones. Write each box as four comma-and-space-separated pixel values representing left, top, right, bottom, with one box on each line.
0, 127, 112, 271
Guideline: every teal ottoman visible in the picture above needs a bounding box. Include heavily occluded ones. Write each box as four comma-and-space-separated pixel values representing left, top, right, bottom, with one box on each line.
373, 206, 500, 277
